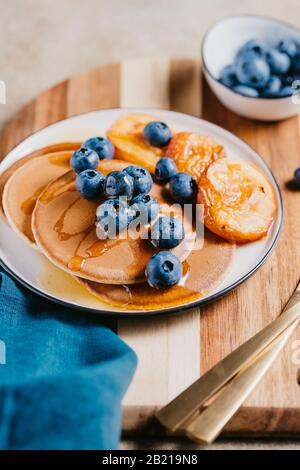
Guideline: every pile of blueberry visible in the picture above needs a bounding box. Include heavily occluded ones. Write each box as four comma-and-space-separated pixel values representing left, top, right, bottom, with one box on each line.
69, 122, 197, 289
219, 38, 300, 97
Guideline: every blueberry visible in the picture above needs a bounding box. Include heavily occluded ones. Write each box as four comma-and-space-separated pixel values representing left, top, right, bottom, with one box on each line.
145, 251, 182, 289
143, 121, 172, 147
155, 157, 178, 183
76, 169, 105, 199
282, 74, 295, 86
266, 49, 291, 75
235, 55, 270, 88
70, 147, 99, 174
83, 137, 114, 160
169, 172, 197, 203
219, 64, 238, 88
233, 85, 259, 97
96, 198, 134, 238
104, 171, 134, 199
260, 76, 282, 97
151, 216, 185, 249
131, 194, 160, 223
292, 51, 300, 73
123, 165, 153, 195
278, 38, 298, 58
277, 86, 294, 97
294, 167, 300, 186
236, 39, 268, 59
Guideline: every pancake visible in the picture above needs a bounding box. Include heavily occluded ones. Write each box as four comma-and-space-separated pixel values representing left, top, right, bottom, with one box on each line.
79, 231, 235, 310
0, 142, 80, 218
32, 161, 196, 285
3, 151, 74, 245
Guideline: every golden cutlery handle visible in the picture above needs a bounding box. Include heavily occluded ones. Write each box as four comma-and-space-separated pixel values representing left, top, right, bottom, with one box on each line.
156, 285, 300, 432
184, 320, 299, 444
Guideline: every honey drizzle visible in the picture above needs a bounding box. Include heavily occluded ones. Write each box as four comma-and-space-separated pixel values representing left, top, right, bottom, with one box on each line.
86, 262, 201, 310
51, 195, 103, 272
19, 154, 73, 215
54, 199, 126, 272
68, 238, 124, 272
36, 158, 234, 309
44, 175, 129, 274
39, 180, 76, 204
47, 153, 71, 167
53, 196, 92, 241
21, 186, 46, 215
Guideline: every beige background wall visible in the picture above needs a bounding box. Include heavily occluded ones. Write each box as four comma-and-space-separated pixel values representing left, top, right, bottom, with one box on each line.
1, 0, 300, 130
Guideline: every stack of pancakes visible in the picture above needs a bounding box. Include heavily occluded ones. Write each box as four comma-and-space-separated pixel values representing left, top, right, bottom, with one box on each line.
1, 119, 236, 311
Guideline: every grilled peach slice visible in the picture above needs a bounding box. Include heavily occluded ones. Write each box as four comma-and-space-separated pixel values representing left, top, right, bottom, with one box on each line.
166, 132, 225, 182
97, 158, 128, 174
108, 113, 158, 137
107, 114, 165, 172
198, 159, 276, 243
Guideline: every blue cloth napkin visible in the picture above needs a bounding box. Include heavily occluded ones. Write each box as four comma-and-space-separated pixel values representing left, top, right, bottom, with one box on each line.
0, 269, 137, 450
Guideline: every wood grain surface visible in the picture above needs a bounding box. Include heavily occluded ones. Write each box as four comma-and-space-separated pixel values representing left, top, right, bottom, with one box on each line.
1, 57, 300, 436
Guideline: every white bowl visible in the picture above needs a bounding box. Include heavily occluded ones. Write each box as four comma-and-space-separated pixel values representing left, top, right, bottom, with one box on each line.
202, 15, 300, 121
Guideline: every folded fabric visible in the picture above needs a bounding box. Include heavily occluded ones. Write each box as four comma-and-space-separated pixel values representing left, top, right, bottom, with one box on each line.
0, 269, 137, 450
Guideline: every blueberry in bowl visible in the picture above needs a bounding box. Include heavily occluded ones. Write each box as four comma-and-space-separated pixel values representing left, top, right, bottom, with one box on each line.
278, 38, 298, 58
227, 42, 292, 95
260, 76, 282, 97
278, 86, 295, 97
236, 39, 268, 59
235, 54, 270, 89
233, 85, 259, 97
292, 51, 300, 74
219, 64, 238, 88
266, 49, 291, 76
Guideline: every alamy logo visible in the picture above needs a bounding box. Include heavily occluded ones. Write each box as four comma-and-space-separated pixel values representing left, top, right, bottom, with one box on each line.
0, 340, 6, 364
0, 80, 6, 104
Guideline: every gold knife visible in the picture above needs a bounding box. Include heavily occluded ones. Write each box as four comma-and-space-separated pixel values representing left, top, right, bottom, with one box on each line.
184, 321, 298, 444
156, 282, 300, 433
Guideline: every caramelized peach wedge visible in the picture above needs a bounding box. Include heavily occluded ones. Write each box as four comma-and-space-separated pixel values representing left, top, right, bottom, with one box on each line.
166, 132, 225, 182
107, 114, 165, 173
198, 159, 276, 243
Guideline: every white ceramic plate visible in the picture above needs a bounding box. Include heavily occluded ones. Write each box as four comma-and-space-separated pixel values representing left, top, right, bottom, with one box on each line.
0, 108, 283, 316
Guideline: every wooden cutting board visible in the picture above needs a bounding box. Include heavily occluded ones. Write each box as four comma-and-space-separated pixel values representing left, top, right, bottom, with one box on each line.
1, 58, 300, 436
